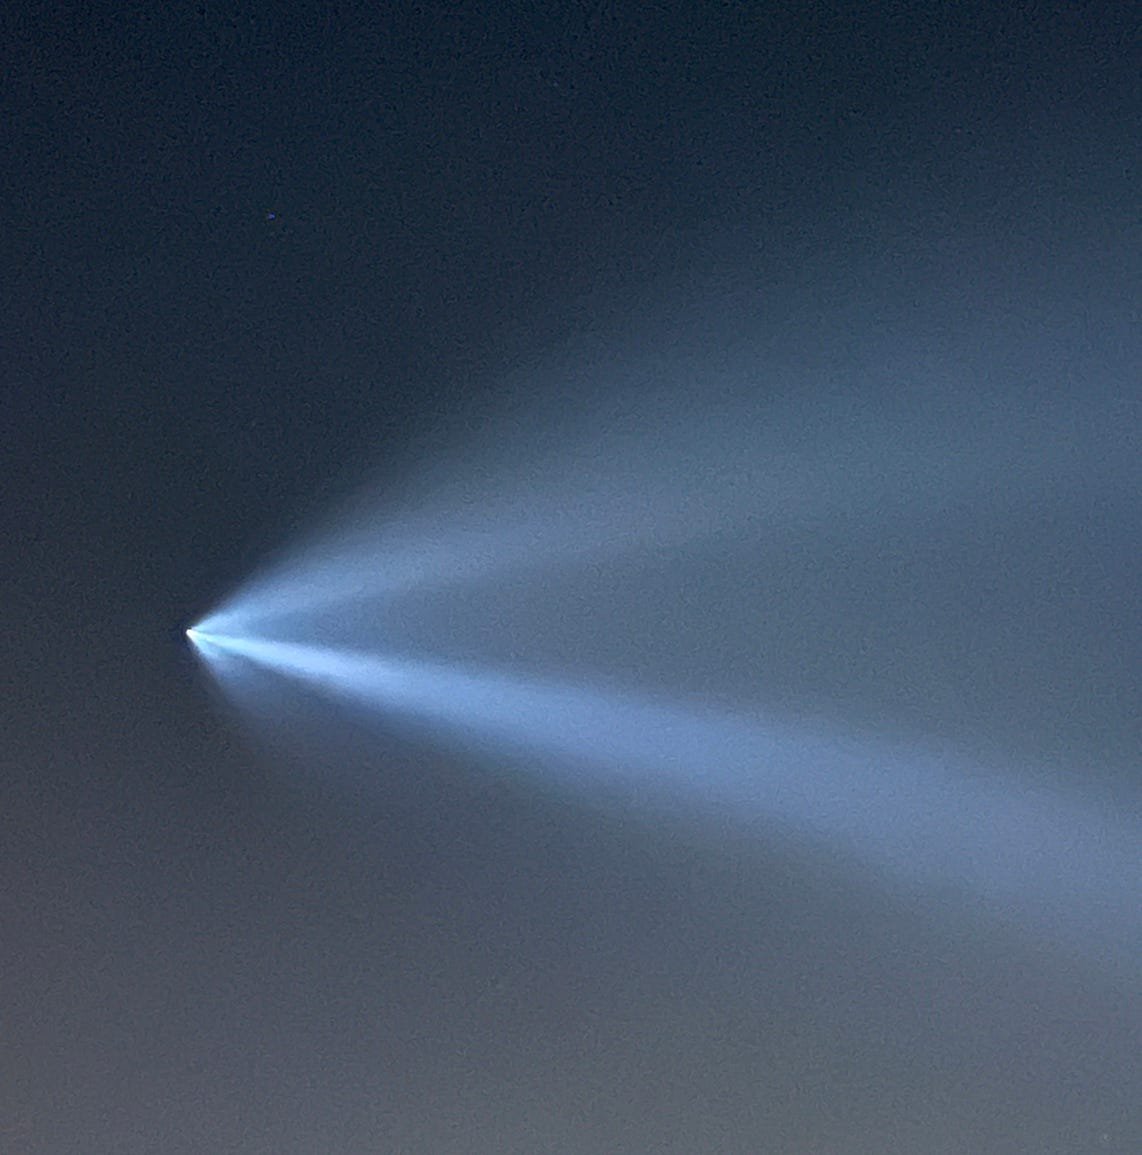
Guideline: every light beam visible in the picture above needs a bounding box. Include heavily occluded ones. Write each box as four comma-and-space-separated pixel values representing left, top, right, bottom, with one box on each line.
191, 632, 1141, 970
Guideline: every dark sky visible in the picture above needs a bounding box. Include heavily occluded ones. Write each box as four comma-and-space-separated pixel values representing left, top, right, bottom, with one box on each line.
4, 3, 1140, 1152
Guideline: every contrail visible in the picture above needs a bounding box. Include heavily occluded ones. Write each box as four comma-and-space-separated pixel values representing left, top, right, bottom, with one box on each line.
190, 631, 1141, 972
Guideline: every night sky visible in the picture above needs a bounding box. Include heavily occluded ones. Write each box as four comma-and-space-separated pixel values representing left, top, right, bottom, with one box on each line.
4, 3, 1140, 1152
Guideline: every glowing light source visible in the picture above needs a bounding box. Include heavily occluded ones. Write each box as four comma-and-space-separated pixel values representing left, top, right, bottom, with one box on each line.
182, 324, 1138, 976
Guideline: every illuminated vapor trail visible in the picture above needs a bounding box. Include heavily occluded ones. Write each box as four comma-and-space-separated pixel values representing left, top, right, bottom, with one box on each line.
190, 632, 1140, 969
188, 295, 1139, 975
195, 365, 1131, 639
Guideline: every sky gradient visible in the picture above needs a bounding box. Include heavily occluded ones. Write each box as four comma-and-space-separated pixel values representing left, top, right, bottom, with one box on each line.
4, 3, 1140, 1152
